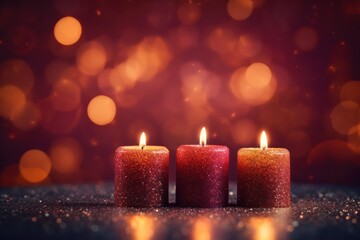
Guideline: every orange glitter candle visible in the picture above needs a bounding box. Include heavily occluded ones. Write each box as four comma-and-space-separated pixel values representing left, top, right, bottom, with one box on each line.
237, 131, 290, 208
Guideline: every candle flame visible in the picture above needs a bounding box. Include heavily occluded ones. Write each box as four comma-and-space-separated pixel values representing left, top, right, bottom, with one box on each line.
260, 130, 268, 150
139, 132, 146, 150
200, 127, 207, 146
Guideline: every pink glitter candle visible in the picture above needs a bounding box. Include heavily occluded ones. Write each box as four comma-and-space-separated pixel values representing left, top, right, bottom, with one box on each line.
114, 132, 169, 207
237, 131, 290, 208
176, 127, 229, 207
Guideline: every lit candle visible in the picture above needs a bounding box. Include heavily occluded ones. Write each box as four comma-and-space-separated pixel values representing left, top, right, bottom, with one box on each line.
176, 127, 229, 207
237, 131, 290, 208
114, 132, 169, 207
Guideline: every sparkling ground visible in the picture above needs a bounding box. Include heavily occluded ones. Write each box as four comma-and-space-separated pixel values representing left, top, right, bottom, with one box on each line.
0, 183, 359, 240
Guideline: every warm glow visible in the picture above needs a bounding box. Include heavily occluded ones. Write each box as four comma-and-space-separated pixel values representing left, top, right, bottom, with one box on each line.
87, 95, 116, 125
249, 217, 276, 240
129, 216, 154, 240
192, 217, 212, 240
19, 149, 51, 183
245, 62, 272, 87
54, 16, 82, 46
229, 67, 277, 106
260, 130, 268, 149
139, 132, 146, 150
200, 127, 207, 146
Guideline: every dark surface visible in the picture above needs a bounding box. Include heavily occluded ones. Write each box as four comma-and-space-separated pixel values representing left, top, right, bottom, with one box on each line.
0, 183, 359, 240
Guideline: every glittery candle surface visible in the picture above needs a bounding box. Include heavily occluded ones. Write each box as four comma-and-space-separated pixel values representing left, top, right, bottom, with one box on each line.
176, 145, 229, 207
237, 148, 290, 208
114, 146, 169, 207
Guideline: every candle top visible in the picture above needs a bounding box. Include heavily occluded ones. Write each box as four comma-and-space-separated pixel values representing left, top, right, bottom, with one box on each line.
117, 146, 169, 152
178, 144, 229, 152
238, 147, 289, 155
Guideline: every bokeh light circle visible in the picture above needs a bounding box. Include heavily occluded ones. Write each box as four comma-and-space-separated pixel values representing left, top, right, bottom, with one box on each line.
229, 67, 277, 106
330, 101, 360, 135
0, 85, 26, 119
245, 62, 272, 87
19, 149, 51, 183
340, 81, 360, 103
50, 137, 83, 174
87, 95, 116, 125
227, 0, 254, 21
77, 41, 107, 76
54, 16, 82, 46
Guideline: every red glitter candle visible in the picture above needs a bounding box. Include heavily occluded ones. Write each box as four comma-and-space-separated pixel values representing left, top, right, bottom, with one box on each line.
114, 132, 169, 207
237, 131, 290, 208
176, 127, 229, 207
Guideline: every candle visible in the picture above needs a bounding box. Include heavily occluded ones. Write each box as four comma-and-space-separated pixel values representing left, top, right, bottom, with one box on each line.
114, 132, 169, 207
237, 131, 290, 208
176, 127, 229, 207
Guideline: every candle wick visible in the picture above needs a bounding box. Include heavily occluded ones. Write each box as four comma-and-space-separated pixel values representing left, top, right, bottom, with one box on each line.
141, 145, 145, 150
262, 147, 266, 150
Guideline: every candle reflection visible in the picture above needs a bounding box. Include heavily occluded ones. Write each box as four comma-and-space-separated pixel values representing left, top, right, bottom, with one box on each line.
129, 215, 155, 240
192, 217, 212, 240
248, 217, 276, 240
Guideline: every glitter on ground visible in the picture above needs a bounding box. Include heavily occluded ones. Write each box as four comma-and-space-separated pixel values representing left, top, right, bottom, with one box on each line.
0, 183, 359, 239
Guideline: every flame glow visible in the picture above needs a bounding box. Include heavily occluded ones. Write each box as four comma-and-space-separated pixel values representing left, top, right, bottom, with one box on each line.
139, 132, 146, 150
260, 130, 268, 149
200, 127, 207, 146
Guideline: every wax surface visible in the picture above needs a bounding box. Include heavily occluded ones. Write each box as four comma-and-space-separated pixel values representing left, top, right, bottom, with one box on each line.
114, 146, 169, 207
176, 145, 229, 207
237, 148, 290, 208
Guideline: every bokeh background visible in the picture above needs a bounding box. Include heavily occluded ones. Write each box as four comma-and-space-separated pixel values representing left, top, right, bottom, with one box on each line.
0, 0, 360, 187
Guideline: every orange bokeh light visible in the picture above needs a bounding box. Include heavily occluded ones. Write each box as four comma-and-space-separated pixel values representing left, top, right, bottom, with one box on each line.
54, 16, 82, 46
245, 62, 272, 87
330, 101, 360, 135
249, 217, 276, 240
192, 217, 212, 240
0, 85, 26, 119
129, 216, 155, 240
340, 81, 360, 103
227, 0, 254, 21
77, 41, 107, 76
87, 95, 116, 125
19, 149, 51, 183
229, 67, 277, 106
50, 137, 83, 174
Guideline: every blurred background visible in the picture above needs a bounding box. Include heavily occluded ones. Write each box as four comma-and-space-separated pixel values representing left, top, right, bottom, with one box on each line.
0, 0, 359, 187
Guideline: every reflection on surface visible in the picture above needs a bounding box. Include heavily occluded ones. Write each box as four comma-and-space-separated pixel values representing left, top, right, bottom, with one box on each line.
129, 215, 155, 240
192, 217, 212, 240
249, 217, 276, 240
